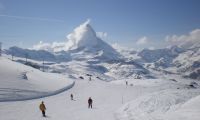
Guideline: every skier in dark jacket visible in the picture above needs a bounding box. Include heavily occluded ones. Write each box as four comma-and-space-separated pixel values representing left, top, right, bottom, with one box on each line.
126, 81, 128, 86
88, 97, 93, 108
70, 94, 73, 100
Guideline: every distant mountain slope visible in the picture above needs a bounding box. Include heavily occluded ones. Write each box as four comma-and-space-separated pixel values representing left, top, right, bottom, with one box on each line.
136, 45, 200, 79
138, 46, 184, 64
5, 46, 71, 62
173, 46, 200, 79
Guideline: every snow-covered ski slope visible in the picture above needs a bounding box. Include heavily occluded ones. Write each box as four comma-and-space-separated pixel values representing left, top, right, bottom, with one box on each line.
1, 19, 200, 120
165, 95, 200, 120
0, 57, 200, 120
0, 57, 74, 102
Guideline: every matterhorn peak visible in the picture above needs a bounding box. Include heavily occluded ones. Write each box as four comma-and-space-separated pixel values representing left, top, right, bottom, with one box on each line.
66, 19, 99, 50
64, 20, 121, 61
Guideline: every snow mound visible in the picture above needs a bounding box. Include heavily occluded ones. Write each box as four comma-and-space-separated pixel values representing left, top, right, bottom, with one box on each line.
115, 89, 200, 120
0, 57, 74, 102
165, 95, 200, 120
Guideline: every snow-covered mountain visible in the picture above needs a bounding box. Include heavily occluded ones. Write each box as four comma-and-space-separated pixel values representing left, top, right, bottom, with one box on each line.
6, 21, 121, 62
4, 21, 200, 80
65, 20, 121, 61
173, 46, 200, 79
4, 21, 151, 79
138, 46, 184, 64
134, 45, 200, 80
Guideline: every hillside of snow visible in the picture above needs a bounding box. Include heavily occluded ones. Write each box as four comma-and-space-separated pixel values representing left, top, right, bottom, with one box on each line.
116, 88, 200, 120
165, 95, 200, 120
1, 48, 200, 120
0, 57, 74, 102
1, 67, 200, 120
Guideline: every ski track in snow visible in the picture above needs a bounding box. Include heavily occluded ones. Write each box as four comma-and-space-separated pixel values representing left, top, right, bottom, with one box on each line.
0, 81, 75, 102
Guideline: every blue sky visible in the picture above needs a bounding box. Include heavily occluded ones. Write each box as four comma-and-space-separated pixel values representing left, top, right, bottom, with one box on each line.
0, 0, 200, 49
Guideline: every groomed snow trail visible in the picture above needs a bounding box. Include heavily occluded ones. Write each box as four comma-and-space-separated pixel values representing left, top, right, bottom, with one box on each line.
0, 79, 150, 120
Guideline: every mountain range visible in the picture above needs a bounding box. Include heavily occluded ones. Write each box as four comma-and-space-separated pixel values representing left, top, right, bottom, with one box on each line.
3, 21, 200, 80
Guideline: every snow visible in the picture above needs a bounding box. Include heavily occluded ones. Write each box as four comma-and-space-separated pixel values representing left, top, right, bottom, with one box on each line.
0, 57, 74, 101
115, 89, 200, 120
1, 70, 200, 120
165, 95, 200, 120
0, 55, 200, 120
0, 77, 146, 120
112, 78, 200, 120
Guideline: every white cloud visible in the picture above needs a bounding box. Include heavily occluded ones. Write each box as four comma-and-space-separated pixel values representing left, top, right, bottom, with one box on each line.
165, 29, 200, 48
111, 43, 137, 56
136, 36, 149, 45
65, 19, 107, 50
112, 43, 127, 50
32, 41, 68, 52
52, 42, 67, 52
112, 43, 136, 52
32, 41, 53, 51
96, 32, 108, 39
32, 19, 97, 52
148, 46, 155, 50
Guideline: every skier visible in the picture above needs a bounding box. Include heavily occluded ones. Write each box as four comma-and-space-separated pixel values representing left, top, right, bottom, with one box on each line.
70, 94, 73, 100
126, 81, 128, 86
39, 101, 46, 117
88, 97, 93, 108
